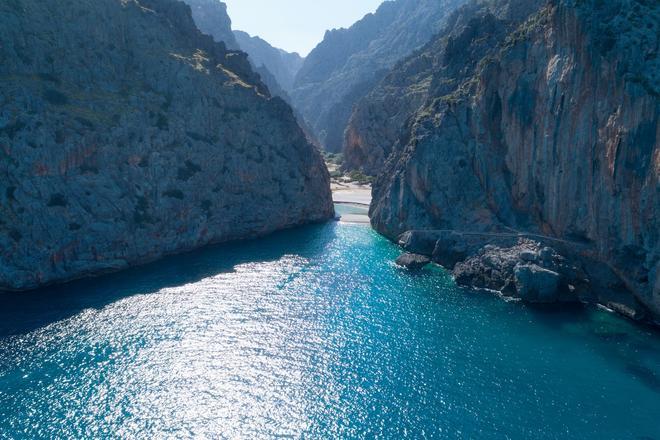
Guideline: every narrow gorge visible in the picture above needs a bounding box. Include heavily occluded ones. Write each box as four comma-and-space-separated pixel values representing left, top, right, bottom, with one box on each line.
0, 0, 658, 437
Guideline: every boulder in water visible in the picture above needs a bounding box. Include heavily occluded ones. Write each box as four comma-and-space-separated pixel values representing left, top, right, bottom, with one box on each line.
514, 264, 561, 303
396, 253, 431, 270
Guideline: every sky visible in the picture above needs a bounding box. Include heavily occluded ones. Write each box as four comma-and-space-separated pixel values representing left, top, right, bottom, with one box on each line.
223, 0, 385, 56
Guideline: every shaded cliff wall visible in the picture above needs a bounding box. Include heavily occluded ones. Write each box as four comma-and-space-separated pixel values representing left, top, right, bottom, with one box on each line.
0, 0, 333, 290
371, 0, 659, 316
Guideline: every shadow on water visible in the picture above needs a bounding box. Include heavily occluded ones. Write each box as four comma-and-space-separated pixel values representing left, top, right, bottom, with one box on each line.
0, 222, 338, 337
523, 302, 660, 394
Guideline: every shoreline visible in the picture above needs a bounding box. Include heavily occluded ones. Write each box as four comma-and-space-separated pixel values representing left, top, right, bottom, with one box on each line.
332, 183, 372, 224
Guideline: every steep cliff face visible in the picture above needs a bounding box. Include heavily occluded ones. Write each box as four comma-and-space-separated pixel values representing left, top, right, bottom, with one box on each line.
0, 0, 333, 290
181, 0, 238, 49
181, 2, 295, 103
371, 0, 659, 320
234, 30, 304, 94
344, 0, 545, 175
291, 0, 466, 152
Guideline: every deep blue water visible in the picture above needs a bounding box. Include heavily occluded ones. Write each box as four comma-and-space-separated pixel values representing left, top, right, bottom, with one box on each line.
0, 221, 659, 439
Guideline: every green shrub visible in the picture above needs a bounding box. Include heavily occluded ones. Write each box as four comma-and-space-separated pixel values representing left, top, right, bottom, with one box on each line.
156, 113, 169, 130
43, 88, 69, 106
177, 160, 202, 181
47, 193, 67, 207
9, 229, 22, 242
201, 200, 213, 218
347, 170, 374, 185
323, 152, 344, 165
163, 189, 184, 199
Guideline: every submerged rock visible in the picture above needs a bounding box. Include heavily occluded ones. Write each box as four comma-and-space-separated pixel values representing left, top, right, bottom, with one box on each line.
233, 30, 304, 95
0, 0, 333, 290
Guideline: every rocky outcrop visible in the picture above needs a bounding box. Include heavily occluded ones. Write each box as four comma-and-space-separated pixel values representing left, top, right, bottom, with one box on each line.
452, 240, 575, 304
0, 0, 333, 290
399, 230, 649, 320
291, 0, 466, 152
395, 253, 431, 270
181, 0, 238, 49
234, 30, 304, 94
371, 0, 659, 323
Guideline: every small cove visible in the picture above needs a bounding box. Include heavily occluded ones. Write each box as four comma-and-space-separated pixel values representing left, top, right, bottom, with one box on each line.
0, 220, 658, 439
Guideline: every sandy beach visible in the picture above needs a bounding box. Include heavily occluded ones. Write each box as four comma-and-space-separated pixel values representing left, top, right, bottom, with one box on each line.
332, 182, 372, 224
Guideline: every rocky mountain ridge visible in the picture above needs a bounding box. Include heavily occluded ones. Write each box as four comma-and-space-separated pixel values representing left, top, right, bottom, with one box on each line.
180, 1, 302, 108
180, 0, 238, 49
291, 0, 467, 152
234, 30, 304, 95
0, 0, 333, 290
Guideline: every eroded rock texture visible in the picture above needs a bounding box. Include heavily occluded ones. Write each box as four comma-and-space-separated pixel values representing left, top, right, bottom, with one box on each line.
0, 0, 333, 290
370, 0, 659, 320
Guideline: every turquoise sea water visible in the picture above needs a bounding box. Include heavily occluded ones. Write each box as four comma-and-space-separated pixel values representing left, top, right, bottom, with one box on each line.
0, 221, 659, 439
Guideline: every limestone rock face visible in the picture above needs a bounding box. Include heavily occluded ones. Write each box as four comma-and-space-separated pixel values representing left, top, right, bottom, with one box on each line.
291, 0, 466, 152
371, 0, 659, 320
0, 0, 333, 290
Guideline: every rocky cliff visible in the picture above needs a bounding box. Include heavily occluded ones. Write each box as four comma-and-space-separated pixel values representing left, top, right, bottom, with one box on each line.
180, 0, 238, 49
291, 0, 466, 152
370, 0, 659, 322
181, 2, 293, 104
0, 0, 333, 290
344, 0, 545, 175
234, 30, 304, 95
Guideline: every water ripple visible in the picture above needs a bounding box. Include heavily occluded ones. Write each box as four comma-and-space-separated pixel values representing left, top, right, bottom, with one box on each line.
0, 223, 658, 439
